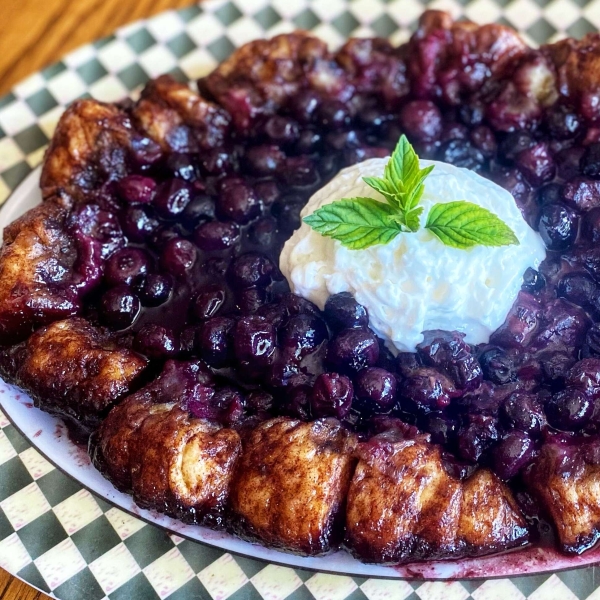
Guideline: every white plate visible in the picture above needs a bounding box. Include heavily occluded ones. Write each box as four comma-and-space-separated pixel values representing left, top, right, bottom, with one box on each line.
3, 168, 600, 579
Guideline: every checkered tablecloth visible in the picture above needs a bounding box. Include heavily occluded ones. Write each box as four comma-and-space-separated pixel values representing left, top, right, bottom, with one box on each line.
0, 0, 599, 598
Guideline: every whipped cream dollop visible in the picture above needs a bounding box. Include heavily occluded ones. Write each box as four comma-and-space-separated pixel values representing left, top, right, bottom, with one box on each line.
279, 158, 546, 353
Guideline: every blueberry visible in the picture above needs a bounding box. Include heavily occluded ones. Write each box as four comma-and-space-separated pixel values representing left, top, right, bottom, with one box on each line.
493, 431, 536, 480
279, 293, 321, 318
581, 143, 600, 179
490, 292, 540, 349
546, 104, 581, 140
280, 314, 328, 359
498, 131, 535, 163
69, 204, 124, 259
154, 179, 193, 220
296, 129, 322, 153
121, 206, 160, 242
457, 414, 499, 463
272, 196, 304, 232
200, 148, 234, 176
328, 327, 379, 373
254, 180, 280, 206
249, 217, 278, 247
536, 183, 562, 207
194, 221, 240, 251
236, 287, 267, 314
229, 253, 276, 289
263, 116, 300, 145
502, 392, 546, 437
288, 90, 320, 124
359, 108, 394, 130
233, 316, 276, 367
557, 272, 596, 307
311, 372, 353, 419
459, 103, 485, 127
104, 247, 152, 288
354, 367, 397, 412
541, 351, 575, 382
437, 140, 485, 171
99, 285, 141, 330
197, 317, 235, 367
582, 207, 600, 244
165, 152, 200, 181
324, 292, 369, 331
326, 130, 362, 151
317, 100, 351, 130
217, 182, 260, 224
478, 346, 516, 385
117, 175, 156, 204
150, 224, 185, 249
515, 143, 556, 186
521, 267, 545, 293
537, 202, 579, 252
193, 284, 226, 320
546, 388, 593, 431
584, 324, 600, 356
181, 195, 215, 226
245, 145, 286, 176
417, 330, 482, 391
399, 100, 442, 143
402, 367, 457, 410
134, 324, 179, 359
565, 358, 600, 399
562, 176, 600, 211
160, 238, 197, 276
138, 273, 172, 307
282, 156, 319, 188
470, 125, 497, 157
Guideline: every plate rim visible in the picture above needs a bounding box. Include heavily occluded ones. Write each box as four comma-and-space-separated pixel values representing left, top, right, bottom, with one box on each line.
1, 0, 600, 590
2, 168, 600, 582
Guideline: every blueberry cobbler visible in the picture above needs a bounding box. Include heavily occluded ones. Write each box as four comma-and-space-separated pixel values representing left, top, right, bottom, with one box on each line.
3, 10, 600, 564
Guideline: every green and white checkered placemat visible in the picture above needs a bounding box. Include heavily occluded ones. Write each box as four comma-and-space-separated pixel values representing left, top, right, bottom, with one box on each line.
0, 0, 600, 598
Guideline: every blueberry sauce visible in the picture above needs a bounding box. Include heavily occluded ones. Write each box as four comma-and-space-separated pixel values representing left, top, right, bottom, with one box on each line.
62, 60, 600, 494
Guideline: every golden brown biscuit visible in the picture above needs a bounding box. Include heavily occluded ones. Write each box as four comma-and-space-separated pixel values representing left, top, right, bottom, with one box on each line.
131, 74, 230, 152
524, 441, 600, 554
201, 32, 345, 130
345, 434, 529, 563
40, 100, 137, 203
230, 417, 357, 555
93, 359, 241, 525
2, 318, 147, 432
0, 199, 79, 343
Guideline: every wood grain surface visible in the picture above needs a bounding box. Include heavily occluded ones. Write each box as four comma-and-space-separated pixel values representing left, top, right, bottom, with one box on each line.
0, 0, 196, 95
0, 0, 199, 595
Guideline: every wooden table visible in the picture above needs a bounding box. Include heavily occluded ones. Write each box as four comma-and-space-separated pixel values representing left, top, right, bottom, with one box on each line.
0, 1, 198, 597
0, 0, 196, 96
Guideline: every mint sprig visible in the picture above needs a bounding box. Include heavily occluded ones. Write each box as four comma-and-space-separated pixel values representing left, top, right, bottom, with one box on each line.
425, 201, 520, 249
303, 198, 402, 250
303, 135, 519, 251
363, 135, 433, 232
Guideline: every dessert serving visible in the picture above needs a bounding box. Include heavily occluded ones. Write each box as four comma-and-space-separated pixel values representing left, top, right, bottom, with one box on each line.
2, 8, 600, 566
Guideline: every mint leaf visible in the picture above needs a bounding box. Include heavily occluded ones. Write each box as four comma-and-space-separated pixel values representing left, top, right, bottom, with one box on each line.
425, 201, 520, 249
389, 206, 423, 232
303, 198, 402, 250
377, 136, 435, 216
405, 206, 424, 232
362, 176, 397, 204
404, 165, 434, 212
